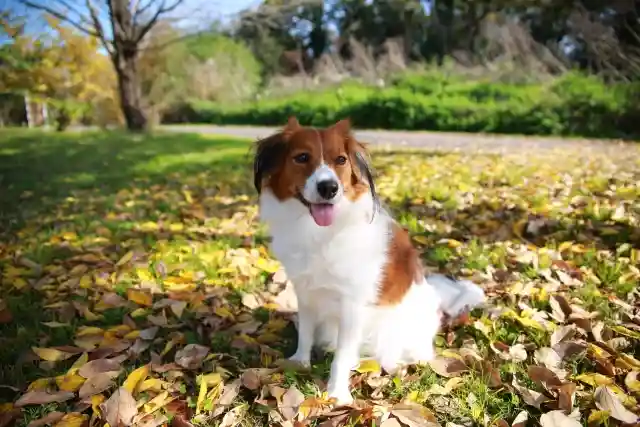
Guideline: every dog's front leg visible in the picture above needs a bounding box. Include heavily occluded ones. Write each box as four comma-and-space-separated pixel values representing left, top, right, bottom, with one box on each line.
288, 299, 315, 367
326, 303, 364, 406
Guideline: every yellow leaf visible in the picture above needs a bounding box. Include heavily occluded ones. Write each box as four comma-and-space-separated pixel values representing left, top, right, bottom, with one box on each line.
138, 379, 165, 393
574, 373, 614, 387
587, 410, 610, 426
61, 232, 78, 241
255, 257, 279, 274
127, 289, 152, 306
130, 308, 149, 318
136, 268, 153, 282
32, 347, 74, 362
123, 330, 140, 340
355, 359, 381, 374
56, 373, 86, 392
200, 373, 222, 387
79, 275, 92, 289
115, 251, 134, 267
168, 223, 184, 232
610, 326, 640, 340
90, 394, 105, 414
182, 190, 193, 204
143, 391, 174, 415
76, 326, 104, 337
81, 308, 102, 321
196, 376, 207, 414
625, 372, 640, 393
28, 378, 53, 391
69, 353, 89, 373
214, 306, 234, 319
616, 354, 640, 370
558, 241, 574, 252
53, 412, 88, 427
413, 235, 429, 245
122, 365, 149, 394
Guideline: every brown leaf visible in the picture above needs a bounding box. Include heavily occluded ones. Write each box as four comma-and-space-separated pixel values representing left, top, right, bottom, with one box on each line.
428, 357, 468, 377
528, 365, 564, 388
78, 359, 121, 379
539, 410, 581, 427
15, 391, 75, 407
557, 382, 577, 412
218, 379, 241, 406
280, 386, 305, 420
241, 369, 266, 390
100, 387, 138, 427
511, 378, 547, 409
26, 411, 65, 427
553, 341, 587, 360
390, 404, 439, 427
551, 326, 576, 348
78, 373, 115, 399
594, 386, 639, 423
174, 344, 209, 370
381, 419, 403, 427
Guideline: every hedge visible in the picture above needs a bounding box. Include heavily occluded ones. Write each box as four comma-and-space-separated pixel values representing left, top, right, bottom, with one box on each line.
162, 72, 640, 139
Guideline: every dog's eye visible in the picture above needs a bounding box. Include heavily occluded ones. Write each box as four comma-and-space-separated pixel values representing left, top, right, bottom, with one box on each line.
293, 153, 309, 164
335, 155, 347, 165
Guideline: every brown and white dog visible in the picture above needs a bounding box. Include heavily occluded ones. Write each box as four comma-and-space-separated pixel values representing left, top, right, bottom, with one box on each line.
252, 117, 450, 405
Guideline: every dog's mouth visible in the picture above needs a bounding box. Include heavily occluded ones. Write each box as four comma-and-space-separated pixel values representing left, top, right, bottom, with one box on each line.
296, 193, 337, 227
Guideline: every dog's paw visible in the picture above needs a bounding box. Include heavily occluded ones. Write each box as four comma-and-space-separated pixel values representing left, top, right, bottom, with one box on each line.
287, 352, 311, 368
327, 386, 354, 407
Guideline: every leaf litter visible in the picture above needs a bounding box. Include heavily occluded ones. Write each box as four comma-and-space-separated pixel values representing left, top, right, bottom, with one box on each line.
1, 138, 640, 426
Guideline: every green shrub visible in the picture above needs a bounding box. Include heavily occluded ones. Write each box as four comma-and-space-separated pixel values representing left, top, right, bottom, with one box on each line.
162, 71, 639, 139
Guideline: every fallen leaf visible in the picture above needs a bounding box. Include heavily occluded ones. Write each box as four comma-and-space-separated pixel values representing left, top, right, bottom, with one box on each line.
539, 410, 581, 427
625, 371, 640, 393
32, 347, 75, 362
175, 344, 209, 370
78, 373, 115, 399
428, 357, 468, 377
355, 359, 381, 374
594, 386, 639, 423
15, 391, 75, 407
100, 387, 138, 427
511, 411, 528, 427
511, 378, 547, 409
280, 385, 305, 420
122, 364, 149, 394
52, 412, 88, 427
78, 359, 121, 378
56, 373, 85, 392
127, 289, 153, 307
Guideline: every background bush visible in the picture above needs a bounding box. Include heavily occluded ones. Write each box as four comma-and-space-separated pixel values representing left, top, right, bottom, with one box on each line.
162, 71, 639, 139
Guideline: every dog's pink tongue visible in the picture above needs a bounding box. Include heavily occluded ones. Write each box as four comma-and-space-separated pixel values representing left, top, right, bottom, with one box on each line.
310, 204, 336, 227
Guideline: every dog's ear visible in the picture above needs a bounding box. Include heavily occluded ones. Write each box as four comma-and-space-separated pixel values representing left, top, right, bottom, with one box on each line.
339, 119, 380, 218
253, 118, 300, 193
253, 132, 287, 194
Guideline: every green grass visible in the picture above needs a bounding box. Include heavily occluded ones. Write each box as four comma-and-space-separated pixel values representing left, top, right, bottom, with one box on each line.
1, 128, 640, 427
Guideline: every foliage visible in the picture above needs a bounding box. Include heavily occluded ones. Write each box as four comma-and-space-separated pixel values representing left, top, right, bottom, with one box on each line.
0, 15, 122, 129
1, 128, 640, 426
163, 72, 640, 139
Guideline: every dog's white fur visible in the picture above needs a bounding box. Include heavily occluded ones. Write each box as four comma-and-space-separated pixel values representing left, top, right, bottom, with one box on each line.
258, 164, 442, 405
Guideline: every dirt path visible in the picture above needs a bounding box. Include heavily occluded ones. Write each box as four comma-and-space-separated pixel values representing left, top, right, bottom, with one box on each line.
161, 124, 635, 154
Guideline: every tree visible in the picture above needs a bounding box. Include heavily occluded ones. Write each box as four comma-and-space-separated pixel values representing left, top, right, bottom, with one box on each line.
18, 0, 189, 131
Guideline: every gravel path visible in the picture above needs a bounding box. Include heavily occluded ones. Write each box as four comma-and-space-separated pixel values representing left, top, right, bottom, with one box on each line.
161, 124, 635, 154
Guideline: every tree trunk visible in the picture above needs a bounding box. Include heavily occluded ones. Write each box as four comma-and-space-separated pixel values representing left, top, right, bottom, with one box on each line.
113, 54, 147, 131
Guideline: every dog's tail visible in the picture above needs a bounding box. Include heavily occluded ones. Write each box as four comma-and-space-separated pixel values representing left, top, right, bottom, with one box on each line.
427, 274, 486, 318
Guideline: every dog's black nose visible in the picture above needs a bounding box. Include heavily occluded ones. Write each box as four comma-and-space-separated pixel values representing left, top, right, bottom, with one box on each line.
317, 180, 339, 200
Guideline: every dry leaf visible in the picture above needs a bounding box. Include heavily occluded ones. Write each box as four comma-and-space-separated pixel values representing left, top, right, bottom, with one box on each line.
511, 378, 547, 409
280, 386, 305, 420
78, 373, 115, 399
100, 387, 138, 427
122, 364, 149, 393
78, 359, 121, 378
15, 391, 75, 407
594, 386, 639, 423
428, 357, 468, 377
539, 410, 581, 427
53, 412, 88, 427
175, 344, 209, 370
31, 347, 75, 362
511, 411, 528, 427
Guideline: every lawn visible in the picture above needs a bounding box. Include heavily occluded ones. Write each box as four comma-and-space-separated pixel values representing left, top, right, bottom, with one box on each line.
1, 128, 639, 427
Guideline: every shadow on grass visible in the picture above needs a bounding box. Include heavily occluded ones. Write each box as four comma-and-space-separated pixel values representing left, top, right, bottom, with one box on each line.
0, 128, 257, 233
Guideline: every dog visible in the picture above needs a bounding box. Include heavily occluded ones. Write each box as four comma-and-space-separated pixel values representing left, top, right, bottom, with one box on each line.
252, 117, 482, 405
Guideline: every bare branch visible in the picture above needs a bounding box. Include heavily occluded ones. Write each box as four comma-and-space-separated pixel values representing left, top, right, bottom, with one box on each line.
18, 0, 100, 37
135, 0, 183, 42
86, 0, 114, 56
133, 0, 156, 25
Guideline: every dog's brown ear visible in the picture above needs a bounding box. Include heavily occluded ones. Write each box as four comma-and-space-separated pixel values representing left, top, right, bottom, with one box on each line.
331, 118, 351, 136
253, 132, 287, 194
283, 116, 301, 137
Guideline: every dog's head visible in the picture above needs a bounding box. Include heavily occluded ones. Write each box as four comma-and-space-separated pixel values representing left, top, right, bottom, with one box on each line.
252, 117, 379, 227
